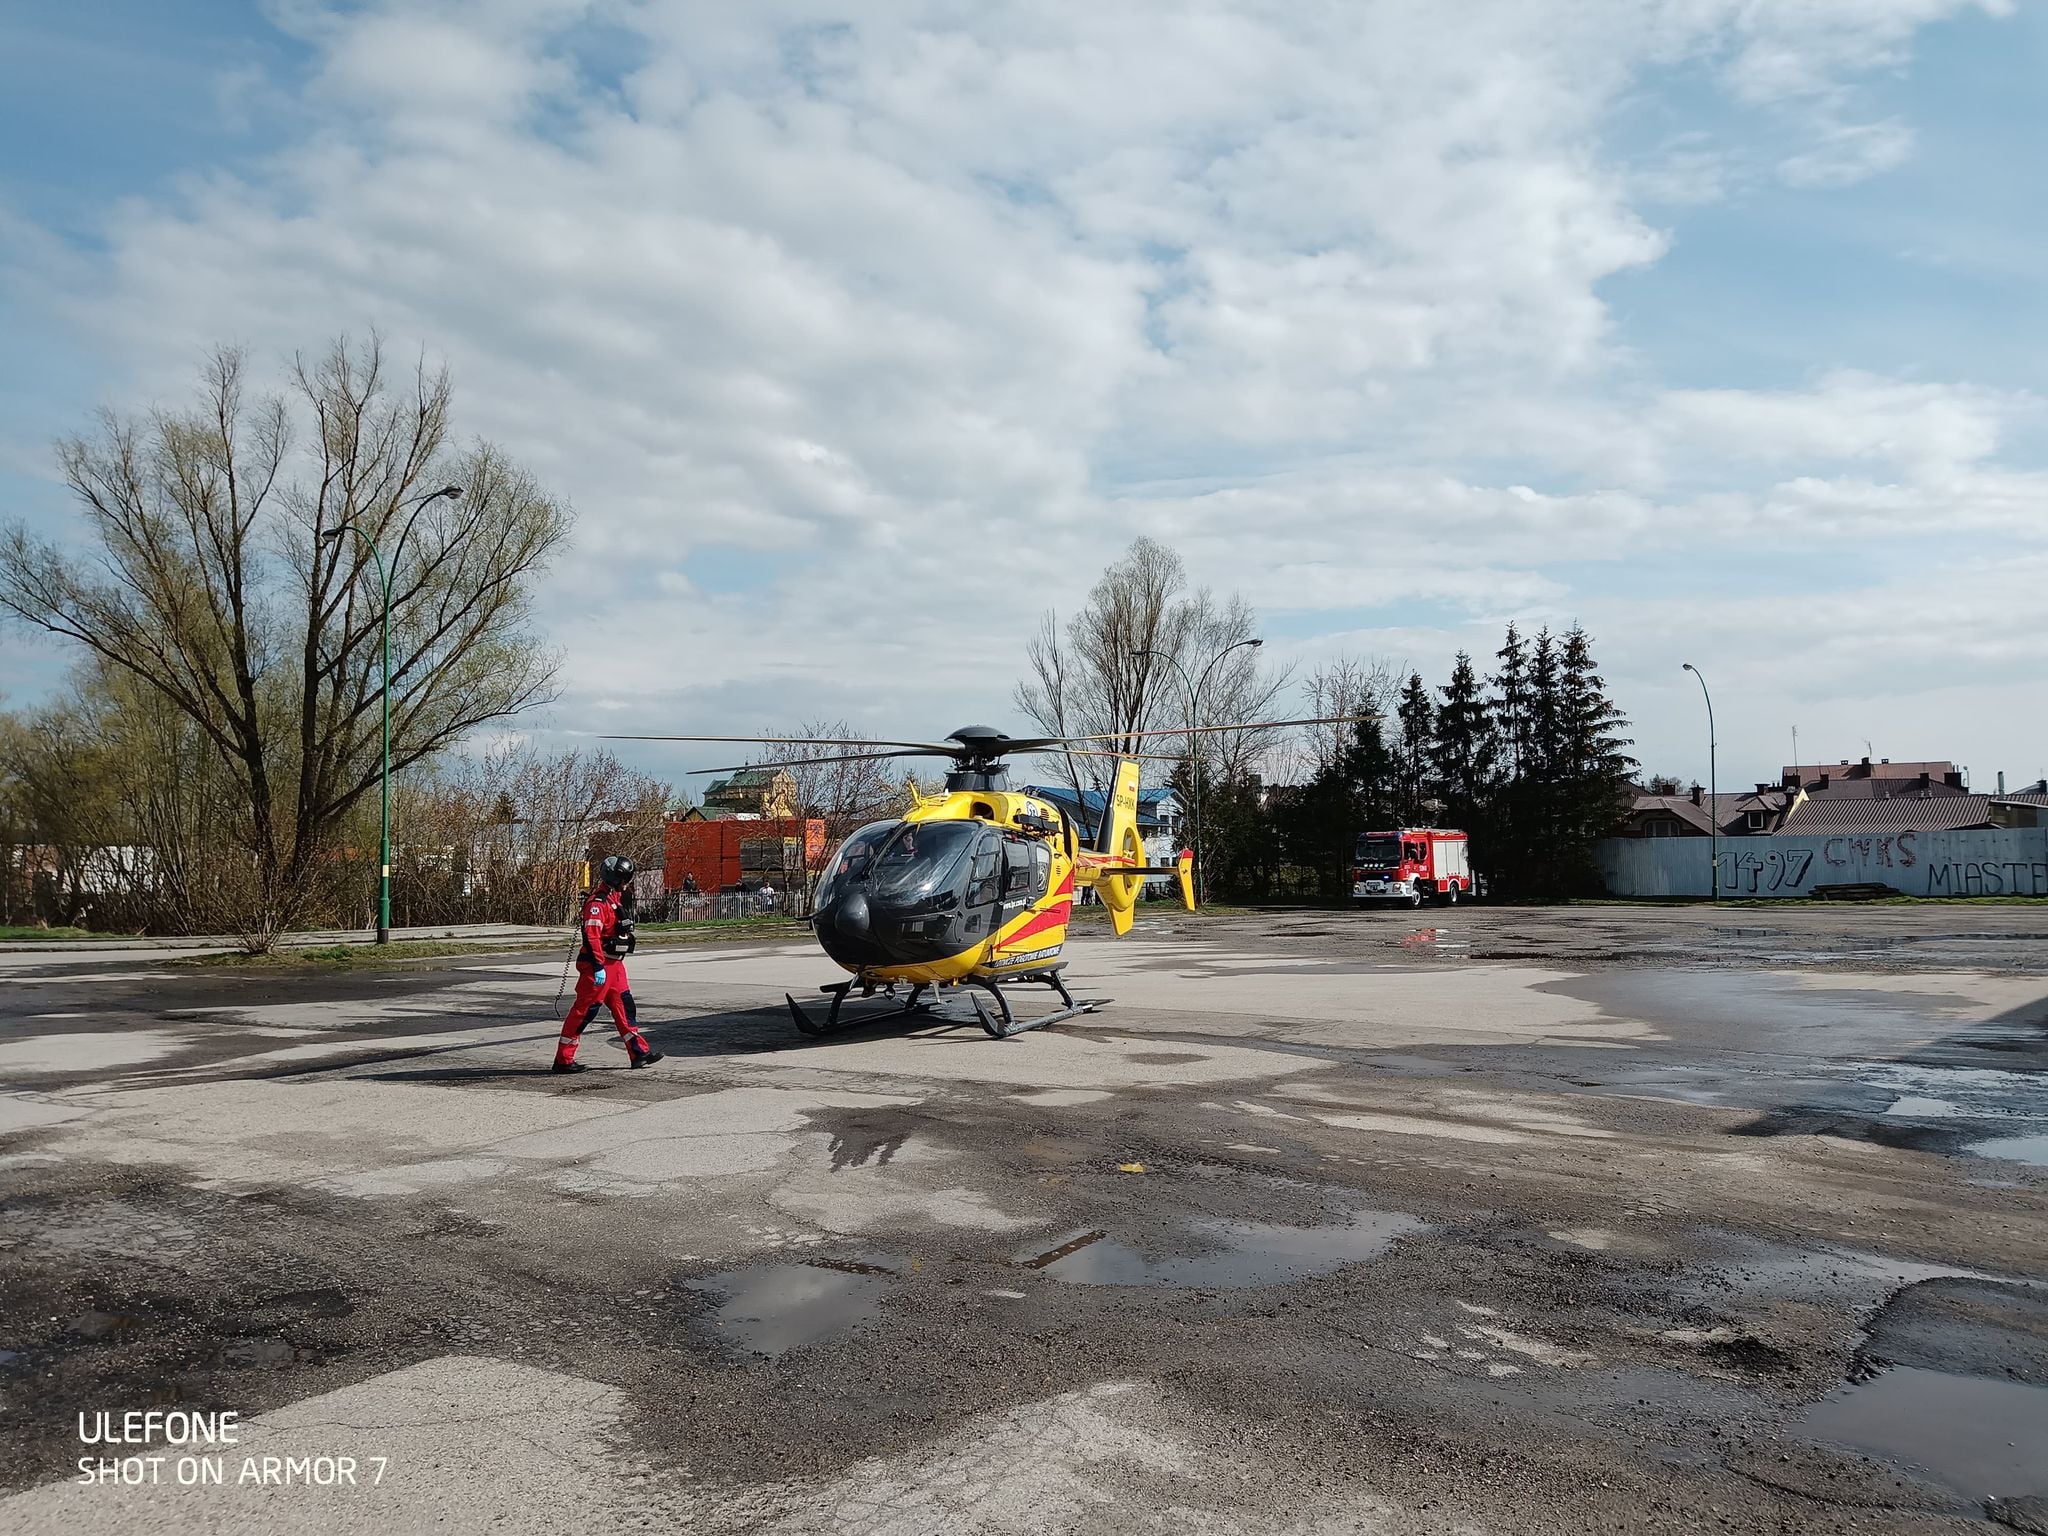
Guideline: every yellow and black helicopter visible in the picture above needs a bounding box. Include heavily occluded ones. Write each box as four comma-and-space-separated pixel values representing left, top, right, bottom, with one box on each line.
608, 719, 1342, 1039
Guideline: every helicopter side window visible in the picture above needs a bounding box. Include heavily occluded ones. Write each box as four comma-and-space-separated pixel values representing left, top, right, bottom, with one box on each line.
1002, 837, 1050, 901
966, 832, 1001, 908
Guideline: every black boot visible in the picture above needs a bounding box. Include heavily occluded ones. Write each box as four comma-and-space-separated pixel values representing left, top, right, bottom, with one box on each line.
629, 1046, 665, 1069
551, 1060, 588, 1075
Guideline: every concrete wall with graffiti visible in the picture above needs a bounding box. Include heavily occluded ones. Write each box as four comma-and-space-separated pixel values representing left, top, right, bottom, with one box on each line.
1594, 828, 2048, 899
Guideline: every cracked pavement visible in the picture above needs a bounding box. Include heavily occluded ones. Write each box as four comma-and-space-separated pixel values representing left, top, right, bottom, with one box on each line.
1, 904, 2045, 1533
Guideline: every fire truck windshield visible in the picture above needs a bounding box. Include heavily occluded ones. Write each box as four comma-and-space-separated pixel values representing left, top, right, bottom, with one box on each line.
1357, 834, 1401, 866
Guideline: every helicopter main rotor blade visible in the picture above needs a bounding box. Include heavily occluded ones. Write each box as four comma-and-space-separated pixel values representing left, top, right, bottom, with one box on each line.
1056, 748, 1184, 763
684, 745, 1179, 775
685, 749, 951, 775
604, 734, 959, 752
1033, 714, 1377, 747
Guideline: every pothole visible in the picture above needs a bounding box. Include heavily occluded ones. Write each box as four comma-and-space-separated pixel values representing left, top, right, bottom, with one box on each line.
1014, 1209, 1424, 1288
684, 1261, 892, 1356
1968, 1134, 2048, 1169
1798, 1366, 2048, 1502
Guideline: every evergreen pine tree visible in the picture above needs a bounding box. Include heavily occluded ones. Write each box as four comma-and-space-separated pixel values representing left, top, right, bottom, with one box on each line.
1517, 629, 1566, 894
1431, 650, 1497, 849
1526, 628, 1562, 785
1491, 623, 1529, 779
1346, 713, 1397, 835
1556, 625, 1637, 893
1487, 624, 1540, 894
1274, 757, 1353, 900
1393, 671, 1435, 825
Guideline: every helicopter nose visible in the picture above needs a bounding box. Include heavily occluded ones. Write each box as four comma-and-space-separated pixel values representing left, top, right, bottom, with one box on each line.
830, 891, 872, 941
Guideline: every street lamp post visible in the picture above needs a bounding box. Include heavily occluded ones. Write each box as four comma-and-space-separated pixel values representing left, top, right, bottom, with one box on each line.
322, 484, 462, 943
1681, 662, 1718, 901
1136, 637, 1263, 905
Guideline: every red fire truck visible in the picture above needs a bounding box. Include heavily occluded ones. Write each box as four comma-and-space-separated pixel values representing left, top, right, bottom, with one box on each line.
1352, 828, 1474, 909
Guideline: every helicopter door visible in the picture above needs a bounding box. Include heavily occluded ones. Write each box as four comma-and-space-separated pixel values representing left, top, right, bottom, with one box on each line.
999, 837, 1051, 912
962, 831, 1002, 935
1013, 839, 1051, 903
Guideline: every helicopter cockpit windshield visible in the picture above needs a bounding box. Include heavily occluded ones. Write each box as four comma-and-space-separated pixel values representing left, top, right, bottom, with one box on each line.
816, 820, 980, 911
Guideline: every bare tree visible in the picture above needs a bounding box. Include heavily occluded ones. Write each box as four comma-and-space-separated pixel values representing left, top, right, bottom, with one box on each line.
1012, 610, 1090, 803
391, 743, 668, 927
1293, 656, 1403, 777
1177, 589, 1294, 785
1015, 538, 1194, 785
1, 662, 257, 932
0, 336, 571, 946
0, 700, 128, 927
751, 722, 912, 913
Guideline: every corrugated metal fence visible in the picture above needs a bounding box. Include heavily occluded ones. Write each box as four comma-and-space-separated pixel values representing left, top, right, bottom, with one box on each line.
1595, 828, 2048, 899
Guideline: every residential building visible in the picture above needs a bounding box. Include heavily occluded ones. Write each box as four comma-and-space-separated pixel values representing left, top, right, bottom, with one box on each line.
699, 768, 797, 818
1622, 784, 1794, 838
1622, 756, 2036, 840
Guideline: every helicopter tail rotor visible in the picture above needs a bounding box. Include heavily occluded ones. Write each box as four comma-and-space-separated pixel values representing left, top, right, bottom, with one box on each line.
1093, 759, 1147, 936
1072, 758, 1197, 928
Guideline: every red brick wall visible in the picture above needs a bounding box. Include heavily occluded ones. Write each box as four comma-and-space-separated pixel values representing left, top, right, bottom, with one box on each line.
665, 818, 827, 893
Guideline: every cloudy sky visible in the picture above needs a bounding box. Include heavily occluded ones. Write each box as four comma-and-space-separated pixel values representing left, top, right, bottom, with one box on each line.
2, 0, 2043, 794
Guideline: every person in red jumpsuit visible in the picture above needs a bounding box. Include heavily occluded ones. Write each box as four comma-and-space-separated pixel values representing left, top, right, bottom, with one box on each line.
552, 855, 664, 1073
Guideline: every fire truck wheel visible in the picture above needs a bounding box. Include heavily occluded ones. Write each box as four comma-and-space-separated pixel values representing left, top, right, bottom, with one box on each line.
1406, 887, 1424, 909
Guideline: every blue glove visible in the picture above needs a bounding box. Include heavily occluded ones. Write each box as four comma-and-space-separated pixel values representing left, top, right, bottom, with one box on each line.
591, 967, 607, 987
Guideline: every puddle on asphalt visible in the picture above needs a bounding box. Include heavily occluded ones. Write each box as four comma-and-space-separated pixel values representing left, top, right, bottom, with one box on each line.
1799, 1366, 2048, 1500
1967, 1133, 2048, 1168
1398, 928, 1468, 950
1017, 1209, 1424, 1288
1884, 1095, 1956, 1118
685, 1261, 891, 1355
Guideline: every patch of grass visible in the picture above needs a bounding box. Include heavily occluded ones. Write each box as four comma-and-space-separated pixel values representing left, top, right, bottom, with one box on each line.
174, 919, 811, 969
0, 926, 102, 942
175, 938, 557, 970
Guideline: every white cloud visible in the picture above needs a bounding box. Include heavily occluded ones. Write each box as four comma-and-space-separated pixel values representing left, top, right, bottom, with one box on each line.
3, 0, 2040, 783
1716, 0, 2011, 106
1652, 372, 2025, 480
1776, 117, 1917, 188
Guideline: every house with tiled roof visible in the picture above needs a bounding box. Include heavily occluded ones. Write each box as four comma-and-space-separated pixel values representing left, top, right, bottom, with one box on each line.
1623, 785, 1796, 838
1622, 756, 2034, 840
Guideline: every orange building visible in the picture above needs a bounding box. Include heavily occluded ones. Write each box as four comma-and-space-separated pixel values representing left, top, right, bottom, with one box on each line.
665, 814, 828, 894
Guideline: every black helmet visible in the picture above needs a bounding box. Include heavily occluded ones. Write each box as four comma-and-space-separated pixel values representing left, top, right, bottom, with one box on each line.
598, 855, 636, 890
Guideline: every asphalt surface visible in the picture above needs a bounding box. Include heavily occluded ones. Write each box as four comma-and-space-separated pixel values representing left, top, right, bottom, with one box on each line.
2, 904, 2045, 1534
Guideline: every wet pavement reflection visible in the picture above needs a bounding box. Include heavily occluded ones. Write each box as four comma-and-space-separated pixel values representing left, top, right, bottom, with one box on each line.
1018, 1209, 1425, 1288
1799, 1365, 2048, 1501
686, 1260, 892, 1356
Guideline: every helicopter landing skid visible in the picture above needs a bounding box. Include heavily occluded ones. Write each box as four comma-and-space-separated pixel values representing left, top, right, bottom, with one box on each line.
786, 981, 935, 1037
964, 966, 1110, 1040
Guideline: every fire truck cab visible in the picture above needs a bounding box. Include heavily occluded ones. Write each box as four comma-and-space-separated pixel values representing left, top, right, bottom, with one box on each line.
1352, 828, 1473, 909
